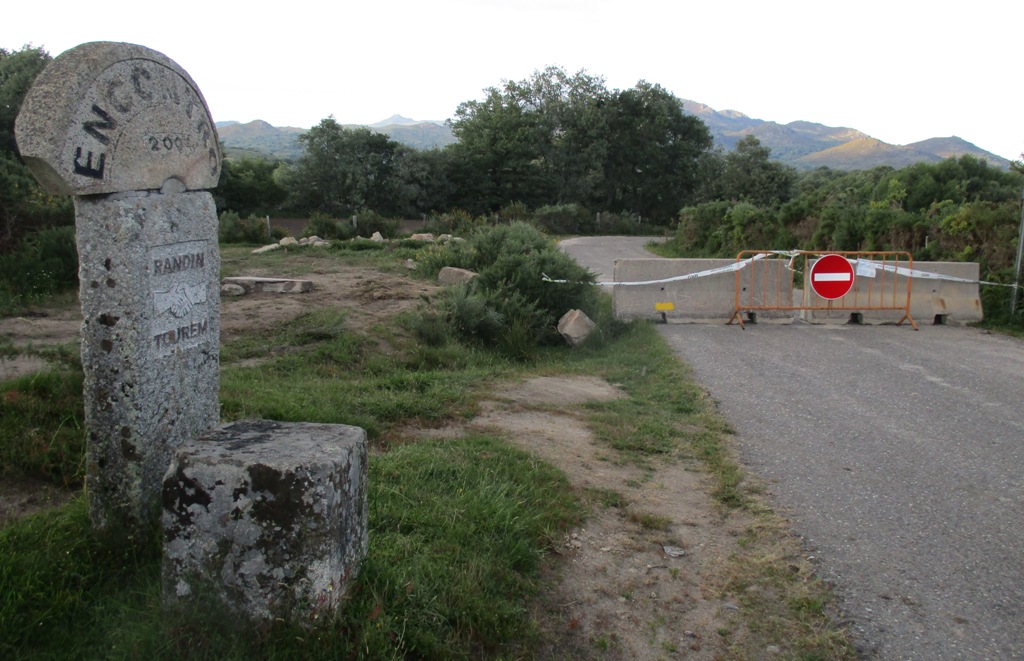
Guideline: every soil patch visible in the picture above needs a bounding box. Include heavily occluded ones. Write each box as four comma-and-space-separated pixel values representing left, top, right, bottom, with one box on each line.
405, 375, 755, 659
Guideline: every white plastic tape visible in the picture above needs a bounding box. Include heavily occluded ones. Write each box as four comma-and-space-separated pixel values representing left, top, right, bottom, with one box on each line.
544, 251, 797, 287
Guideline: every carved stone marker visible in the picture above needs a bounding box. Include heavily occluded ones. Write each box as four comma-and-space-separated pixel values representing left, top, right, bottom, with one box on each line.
15, 42, 222, 531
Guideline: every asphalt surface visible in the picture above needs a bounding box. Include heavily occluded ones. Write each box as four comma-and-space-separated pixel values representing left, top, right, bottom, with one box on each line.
561, 238, 1024, 660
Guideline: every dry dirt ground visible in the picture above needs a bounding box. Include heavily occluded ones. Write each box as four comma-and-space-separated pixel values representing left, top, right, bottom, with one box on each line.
0, 261, 758, 658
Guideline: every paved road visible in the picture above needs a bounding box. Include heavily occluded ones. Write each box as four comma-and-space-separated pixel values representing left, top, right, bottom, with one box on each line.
561, 238, 1024, 660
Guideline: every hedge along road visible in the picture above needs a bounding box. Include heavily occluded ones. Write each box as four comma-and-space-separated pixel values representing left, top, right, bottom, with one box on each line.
560, 237, 1024, 660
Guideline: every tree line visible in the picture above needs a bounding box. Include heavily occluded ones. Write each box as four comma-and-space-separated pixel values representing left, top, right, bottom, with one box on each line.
2, 45, 1023, 307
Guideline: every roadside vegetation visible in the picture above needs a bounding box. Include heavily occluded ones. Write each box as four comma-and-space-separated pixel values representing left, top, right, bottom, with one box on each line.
2, 229, 856, 659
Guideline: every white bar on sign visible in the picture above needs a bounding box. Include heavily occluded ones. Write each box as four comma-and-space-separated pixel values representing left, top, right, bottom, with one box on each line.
814, 273, 852, 282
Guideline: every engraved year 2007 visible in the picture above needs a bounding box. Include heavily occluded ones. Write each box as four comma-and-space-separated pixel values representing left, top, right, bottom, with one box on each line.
148, 135, 185, 152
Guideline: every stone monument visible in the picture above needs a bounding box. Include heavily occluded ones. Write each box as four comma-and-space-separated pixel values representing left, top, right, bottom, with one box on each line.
17, 42, 369, 623
15, 42, 222, 532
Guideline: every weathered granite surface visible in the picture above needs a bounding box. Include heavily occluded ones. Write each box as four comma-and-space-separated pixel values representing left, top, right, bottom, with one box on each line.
76, 189, 220, 529
162, 420, 368, 624
15, 41, 223, 531
15, 41, 221, 196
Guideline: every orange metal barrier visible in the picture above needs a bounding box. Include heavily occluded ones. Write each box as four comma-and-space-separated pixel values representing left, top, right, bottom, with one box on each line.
727, 251, 918, 330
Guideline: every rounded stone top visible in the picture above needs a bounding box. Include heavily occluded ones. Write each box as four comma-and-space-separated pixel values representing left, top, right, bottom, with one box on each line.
14, 41, 222, 196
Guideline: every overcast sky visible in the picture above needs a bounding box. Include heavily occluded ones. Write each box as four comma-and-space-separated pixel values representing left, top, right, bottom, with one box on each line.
4, 0, 1021, 160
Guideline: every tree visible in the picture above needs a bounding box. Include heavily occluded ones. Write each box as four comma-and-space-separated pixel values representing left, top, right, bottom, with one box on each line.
718, 136, 797, 206
448, 83, 555, 212
283, 118, 406, 217
1, 45, 50, 154
599, 81, 712, 220
214, 156, 287, 217
0, 45, 71, 244
447, 67, 713, 221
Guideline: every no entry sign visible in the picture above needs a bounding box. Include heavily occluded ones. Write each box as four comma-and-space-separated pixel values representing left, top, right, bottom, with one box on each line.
810, 254, 855, 300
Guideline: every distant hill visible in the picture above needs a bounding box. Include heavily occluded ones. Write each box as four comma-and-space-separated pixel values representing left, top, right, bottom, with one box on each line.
216, 118, 455, 161
216, 120, 307, 161
217, 107, 1012, 171
680, 101, 1012, 170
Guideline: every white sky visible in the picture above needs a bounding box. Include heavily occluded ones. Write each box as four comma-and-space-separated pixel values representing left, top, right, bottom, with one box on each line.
4, 0, 1021, 160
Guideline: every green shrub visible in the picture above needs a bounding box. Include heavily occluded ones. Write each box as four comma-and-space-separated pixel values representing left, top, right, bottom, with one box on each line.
533, 203, 595, 235
414, 222, 597, 356
350, 210, 401, 239
424, 210, 488, 236
303, 213, 356, 241
0, 226, 79, 311
218, 211, 272, 244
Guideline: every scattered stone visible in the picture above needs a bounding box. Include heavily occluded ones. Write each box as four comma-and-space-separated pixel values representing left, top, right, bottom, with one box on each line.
557, 309, 596, 346
306, 235, 322, 243
312, 240, 331, 248
279, 236, 298, 247
252, 243, 281, 254
221, 277, 313, 294
663, 545, 686, 558
370, 231, 385, 242
438, 266, 477, 285
162, 420, 368, 625
221, 283, 246, 297
405, 259, 417, 270
439, 234, 452, 242
298, 237, 311, 245
410, 233, 435, 242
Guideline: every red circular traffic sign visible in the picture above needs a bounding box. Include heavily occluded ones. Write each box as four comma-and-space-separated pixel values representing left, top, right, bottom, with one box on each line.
810, 254, 855, 300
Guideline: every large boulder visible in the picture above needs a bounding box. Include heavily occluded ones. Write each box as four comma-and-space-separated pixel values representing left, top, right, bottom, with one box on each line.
438, 266, 478, 285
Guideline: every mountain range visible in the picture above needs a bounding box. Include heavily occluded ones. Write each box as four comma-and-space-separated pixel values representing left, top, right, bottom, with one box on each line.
216, 105, 1012, 171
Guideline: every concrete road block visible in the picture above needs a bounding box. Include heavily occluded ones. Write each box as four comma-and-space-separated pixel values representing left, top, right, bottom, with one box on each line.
802, 261, 982, 325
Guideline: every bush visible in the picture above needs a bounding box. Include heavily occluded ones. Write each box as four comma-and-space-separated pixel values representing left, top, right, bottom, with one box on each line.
350, 210, 401, 239
0, 226, 79, 311
413, 222, 597, 357
303, 213, 356, 241
218, 212, 272, 244
533, 204, 595, 235
424, 210, 488, 236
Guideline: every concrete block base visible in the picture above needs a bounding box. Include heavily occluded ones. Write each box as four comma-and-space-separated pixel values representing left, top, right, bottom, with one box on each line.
161, 420, 368, 625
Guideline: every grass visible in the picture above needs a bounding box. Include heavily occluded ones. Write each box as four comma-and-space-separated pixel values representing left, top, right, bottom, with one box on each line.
1, 437, 579, 659
0, 244, 856, 659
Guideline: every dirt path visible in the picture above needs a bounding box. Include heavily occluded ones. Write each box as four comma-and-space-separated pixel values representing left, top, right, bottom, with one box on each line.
402, 375, 754, 659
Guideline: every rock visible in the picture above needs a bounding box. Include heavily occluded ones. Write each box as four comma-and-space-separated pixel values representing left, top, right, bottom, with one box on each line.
439, 234, 452, 242
370, 231, 385, 242
279, 236, 298, 247
306, 235, 322, 243
162, 420, 368, 625
312, 240, 331, 248
410, 233, 435, 242
221, 277, 313, 294
298, 237, 311, 245
252, 243, 280, 254
438, 266, 477, 285
557, 309, 596, 347
220, 283, 246, 297
405, 259, 417, 270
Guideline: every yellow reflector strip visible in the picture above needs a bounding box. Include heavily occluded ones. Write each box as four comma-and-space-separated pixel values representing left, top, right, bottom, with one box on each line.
655, 302, 675, 311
